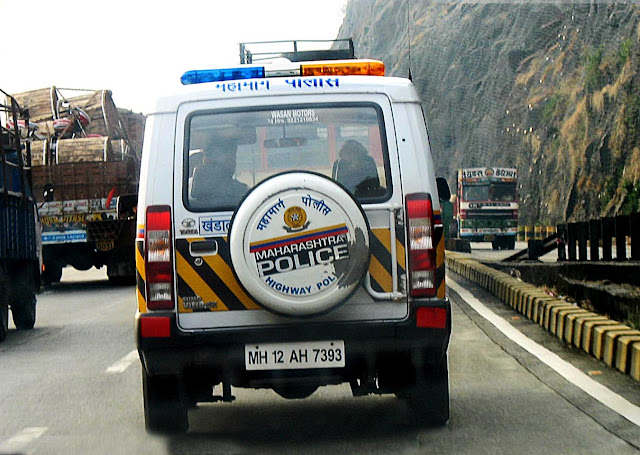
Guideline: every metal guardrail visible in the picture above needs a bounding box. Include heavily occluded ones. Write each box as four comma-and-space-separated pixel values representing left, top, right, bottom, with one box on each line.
504, 213, 639, 262
557, 213, 640, 261
517, 225, 555, 241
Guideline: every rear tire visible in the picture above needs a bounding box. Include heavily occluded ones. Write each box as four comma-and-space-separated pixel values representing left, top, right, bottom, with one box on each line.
403, 358, 450, 426
9, 267, 37, 330
11, 290, 36, 330
142, 370, 188, 434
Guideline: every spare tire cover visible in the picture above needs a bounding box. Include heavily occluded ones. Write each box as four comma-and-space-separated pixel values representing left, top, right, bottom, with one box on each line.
229, 172, 370, 317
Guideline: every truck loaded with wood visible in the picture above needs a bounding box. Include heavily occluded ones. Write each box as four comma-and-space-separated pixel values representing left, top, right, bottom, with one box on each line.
10, 87, 145, 285
1, 89, 40, 341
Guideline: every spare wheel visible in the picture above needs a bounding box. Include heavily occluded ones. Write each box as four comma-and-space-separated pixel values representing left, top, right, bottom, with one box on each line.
229, 172, 370, 317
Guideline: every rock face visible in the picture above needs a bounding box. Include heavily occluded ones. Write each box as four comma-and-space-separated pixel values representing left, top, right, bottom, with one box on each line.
337, 0, 640, 224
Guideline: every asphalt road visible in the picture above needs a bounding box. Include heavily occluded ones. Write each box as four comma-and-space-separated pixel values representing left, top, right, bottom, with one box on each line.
0, 266, 638, 454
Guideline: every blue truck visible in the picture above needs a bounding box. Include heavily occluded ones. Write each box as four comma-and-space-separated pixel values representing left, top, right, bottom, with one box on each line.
1, 89, 40, 341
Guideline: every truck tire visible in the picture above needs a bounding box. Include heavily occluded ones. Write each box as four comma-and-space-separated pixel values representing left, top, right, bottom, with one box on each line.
9, 267, 37, 330
11, 290, 36, 330
402, 358, 450, 426
142, 370, 188, 434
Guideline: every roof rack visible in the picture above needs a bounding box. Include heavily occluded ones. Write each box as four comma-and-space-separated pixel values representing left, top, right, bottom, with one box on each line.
239, 39, 355, 64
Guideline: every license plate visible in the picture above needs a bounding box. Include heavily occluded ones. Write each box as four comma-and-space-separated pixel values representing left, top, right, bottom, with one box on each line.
245, 340, 345, 371
484, 234, 496, 241
96, 239, 115, 251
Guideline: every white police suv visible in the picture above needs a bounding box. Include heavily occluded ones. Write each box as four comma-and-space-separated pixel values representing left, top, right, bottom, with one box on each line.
135, 40, 451, 433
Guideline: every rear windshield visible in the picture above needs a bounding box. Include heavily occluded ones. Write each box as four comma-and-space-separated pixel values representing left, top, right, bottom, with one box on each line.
183, 103, 391, 211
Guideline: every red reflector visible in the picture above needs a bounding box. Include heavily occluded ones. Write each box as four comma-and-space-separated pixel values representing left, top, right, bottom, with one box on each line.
146, 206, 171, 230
406, 196, 432, 219
140, 317, 171, 338
416, 307, 447, 329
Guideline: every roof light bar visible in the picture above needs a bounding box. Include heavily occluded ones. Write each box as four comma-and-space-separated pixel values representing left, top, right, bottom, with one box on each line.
301, 59, 385, 77
180, 66, 265, 85
180, 59, 386, 85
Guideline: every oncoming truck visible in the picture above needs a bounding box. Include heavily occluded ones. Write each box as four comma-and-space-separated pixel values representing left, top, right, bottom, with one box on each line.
455, 167, 518, 250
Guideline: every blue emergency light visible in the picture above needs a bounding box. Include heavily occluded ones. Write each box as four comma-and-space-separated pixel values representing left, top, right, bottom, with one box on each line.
180, 67, 265, 85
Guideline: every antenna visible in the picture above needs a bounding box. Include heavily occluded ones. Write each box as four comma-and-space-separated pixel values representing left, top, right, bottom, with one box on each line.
407, 0, 412, 81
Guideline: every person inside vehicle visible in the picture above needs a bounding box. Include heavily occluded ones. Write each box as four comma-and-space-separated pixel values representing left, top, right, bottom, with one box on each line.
332, 139, 381, 196
190, 138, 250, 209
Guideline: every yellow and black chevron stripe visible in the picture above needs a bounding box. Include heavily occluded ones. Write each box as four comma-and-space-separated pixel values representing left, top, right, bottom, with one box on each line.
175, 237, 260, 313
368, 214, 445, 299
136, 240, 147, 313
434, 213, 446, 299
369, 226, 406, 294
136, 220, 444, 315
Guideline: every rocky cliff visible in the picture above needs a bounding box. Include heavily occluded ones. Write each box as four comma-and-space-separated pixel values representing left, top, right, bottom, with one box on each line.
337, 0, 640, 224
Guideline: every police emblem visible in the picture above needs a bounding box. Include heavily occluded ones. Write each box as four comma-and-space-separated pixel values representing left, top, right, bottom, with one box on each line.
283, 206, 309, 232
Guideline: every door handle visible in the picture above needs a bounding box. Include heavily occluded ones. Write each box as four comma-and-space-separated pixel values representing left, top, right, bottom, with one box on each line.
189, 239, 218, 256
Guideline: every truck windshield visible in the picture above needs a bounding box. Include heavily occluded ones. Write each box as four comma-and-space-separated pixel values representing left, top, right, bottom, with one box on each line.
490, 182, 517, 201
184, 103, 391, 211
463, 185, 489, 201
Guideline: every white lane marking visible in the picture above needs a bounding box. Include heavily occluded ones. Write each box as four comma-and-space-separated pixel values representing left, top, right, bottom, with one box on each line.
448, 278, 640, 427
0, 427, 47, 452
105, 350, 139, 374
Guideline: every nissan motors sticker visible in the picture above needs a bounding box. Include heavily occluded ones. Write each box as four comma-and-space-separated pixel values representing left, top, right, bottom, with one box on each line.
229, 173, 370, 316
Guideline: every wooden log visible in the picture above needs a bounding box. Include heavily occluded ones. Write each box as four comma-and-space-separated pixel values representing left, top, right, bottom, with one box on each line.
11, 87, 59, 123
118, 109, 146, 155
30, 140, 50, 166
63, 90, 121, 138
110, 138, 128, 160
55, 137, 113, 164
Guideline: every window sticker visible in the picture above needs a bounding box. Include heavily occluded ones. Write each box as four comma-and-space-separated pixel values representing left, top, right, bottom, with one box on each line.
199, 215, 231, 236
268, 109, 319, 125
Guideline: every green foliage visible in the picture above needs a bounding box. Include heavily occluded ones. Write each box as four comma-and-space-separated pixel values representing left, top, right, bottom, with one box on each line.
601, 174, 620, 208
618, 38, 632, 66
620, 180, 640, 215
584, 46, 604, 92
542, 94, 562, 124
622, 92, 640, 137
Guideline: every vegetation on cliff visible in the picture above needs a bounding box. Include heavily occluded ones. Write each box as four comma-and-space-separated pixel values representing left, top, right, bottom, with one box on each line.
338, 0, 640, 223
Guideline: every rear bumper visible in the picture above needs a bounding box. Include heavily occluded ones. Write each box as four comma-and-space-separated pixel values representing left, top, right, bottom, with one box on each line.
136, 298, 451, 385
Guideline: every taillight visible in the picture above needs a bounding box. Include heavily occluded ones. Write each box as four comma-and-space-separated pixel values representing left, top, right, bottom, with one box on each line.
145, 205, 174, 310
406, 193, 437, 298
